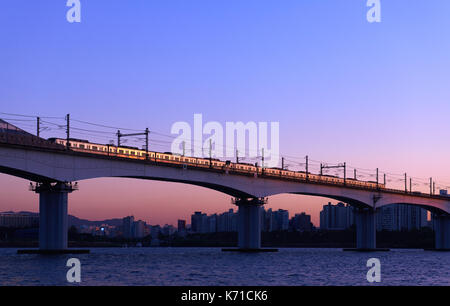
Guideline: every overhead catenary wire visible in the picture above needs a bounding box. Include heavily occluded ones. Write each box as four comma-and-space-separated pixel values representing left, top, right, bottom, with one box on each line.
3, 113, 450, 193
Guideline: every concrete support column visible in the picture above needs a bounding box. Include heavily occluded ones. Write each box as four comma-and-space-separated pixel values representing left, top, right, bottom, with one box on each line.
234, 198, 266, 250
355, 207, 376, 250
32, 182, 76, 250
433, 213, 450, 250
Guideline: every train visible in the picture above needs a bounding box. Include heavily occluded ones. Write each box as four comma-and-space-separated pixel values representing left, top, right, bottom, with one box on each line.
48, 137, 385, 190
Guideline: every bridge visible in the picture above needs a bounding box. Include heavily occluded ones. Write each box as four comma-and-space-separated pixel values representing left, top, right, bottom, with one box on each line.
0, 118, 449, 252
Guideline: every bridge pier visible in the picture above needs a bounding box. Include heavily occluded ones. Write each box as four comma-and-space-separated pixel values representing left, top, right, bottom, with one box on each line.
223, 197, 277, 252
237, 198, 263, 250
432, 213, 450, 250
18, 182, 88, 254
344, 206, 388, 252
36, 183, 73, 250
355, 207, 376, 250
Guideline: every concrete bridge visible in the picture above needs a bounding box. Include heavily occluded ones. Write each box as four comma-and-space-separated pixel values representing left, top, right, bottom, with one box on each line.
1, 141, 449, 252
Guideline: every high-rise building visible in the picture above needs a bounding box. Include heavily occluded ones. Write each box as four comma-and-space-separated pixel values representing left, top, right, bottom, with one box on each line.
376, 205, 400, 231
261, 209, 289, 231
320, 202, 353, 230
398, 204, 428, 231
177, 219, 186, 231
122, 216, 134, 238
376, 204, 428, 232
122, 216, 148, 239
207, 214, 217, 233
133, 220, 146, 238
291, 212, 313, 232
191, 212, 203, 233
217, 209, 237, 232
162, 224, 176, 236
262, 208, 273, 232
191, 211, 209, 233
274, 209, 289, 231
0, 212, 39, 228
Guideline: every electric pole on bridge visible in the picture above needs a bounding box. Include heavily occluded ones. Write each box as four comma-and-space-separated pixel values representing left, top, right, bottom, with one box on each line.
36, 117, 40, 138
117, 130, 121, 147
261, 148, 265, 175
66, 114, 70, 150
209, 138, 212, 168
320, 162, 347, 185
305, 155, 309, 182
377, 168, 380, 189
405, 173, 407, 193
343, 162, 346, 185
145, 128, 149, 160
116, 128, 150, 160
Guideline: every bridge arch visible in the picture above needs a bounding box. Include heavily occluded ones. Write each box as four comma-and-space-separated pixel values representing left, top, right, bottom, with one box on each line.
0, 144, 449, 214
377, 202, 448, 215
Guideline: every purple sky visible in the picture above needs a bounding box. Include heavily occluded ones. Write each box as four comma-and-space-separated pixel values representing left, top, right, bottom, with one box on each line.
1, 1, 449, 226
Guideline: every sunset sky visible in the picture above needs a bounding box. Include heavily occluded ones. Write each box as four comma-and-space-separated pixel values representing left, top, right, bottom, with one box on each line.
1, 1, 450, 226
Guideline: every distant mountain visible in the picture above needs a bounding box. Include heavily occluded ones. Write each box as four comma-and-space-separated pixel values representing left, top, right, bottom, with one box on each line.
68, 215, 123, 227
1, 211, 123, 227
0, 211, 38, 216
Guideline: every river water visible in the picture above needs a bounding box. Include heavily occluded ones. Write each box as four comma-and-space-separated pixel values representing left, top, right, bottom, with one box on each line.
0, 247, 448, 286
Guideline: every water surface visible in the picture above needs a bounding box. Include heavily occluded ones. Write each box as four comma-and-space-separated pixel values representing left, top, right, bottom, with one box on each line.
0, 248, 448, 286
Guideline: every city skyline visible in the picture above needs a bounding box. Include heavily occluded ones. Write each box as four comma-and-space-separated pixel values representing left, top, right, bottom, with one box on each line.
1, 200, 431, 233
2, 1, 450, 233
0, 197, 321, 228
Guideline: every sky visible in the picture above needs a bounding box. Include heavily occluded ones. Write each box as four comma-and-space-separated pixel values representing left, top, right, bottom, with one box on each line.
1, 0, 450, 226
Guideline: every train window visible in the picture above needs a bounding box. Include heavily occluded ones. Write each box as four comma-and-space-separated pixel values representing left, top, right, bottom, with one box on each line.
92, 146, 97, 150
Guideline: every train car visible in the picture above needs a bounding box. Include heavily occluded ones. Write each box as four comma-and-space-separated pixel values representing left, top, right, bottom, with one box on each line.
233, 162, 256, 172
48, 138, 386, 191
264, 168, 281, 176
